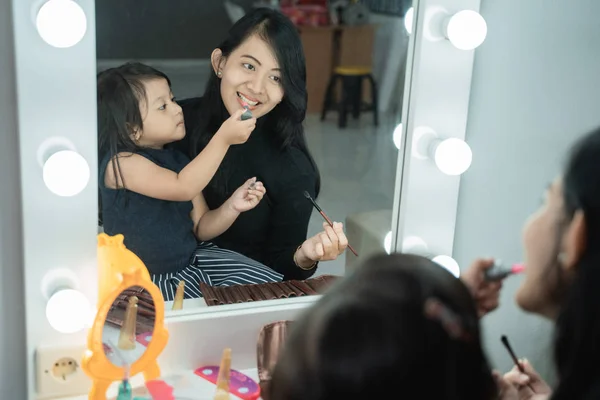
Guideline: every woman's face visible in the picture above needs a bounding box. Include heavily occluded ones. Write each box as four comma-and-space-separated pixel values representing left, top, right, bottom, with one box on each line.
518, 178, 584, 319
212, 34, 284, 119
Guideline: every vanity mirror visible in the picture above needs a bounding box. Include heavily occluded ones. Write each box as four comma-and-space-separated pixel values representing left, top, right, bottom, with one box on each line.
83, 234, 168, 399
94, 0, 416, 315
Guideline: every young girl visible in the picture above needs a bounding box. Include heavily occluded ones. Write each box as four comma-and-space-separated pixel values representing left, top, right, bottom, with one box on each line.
97, 62, 283, 301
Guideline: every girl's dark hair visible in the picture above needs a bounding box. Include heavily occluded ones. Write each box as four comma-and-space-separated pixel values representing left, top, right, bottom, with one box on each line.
268, 253, 497, 400
188, 8, 320, 196
552, 126, 600, 399
96, 62, 171, 224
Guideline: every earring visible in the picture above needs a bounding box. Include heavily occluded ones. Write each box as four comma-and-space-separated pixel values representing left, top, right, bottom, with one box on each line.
217, 71, 222, 77
558, 252, 568, 264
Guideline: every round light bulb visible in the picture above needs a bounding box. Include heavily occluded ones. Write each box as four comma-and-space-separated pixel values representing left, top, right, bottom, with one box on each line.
404, 7, 414, 34
402, 236, 428, 253
432, 255, 460, 278
446, 10, 487, 50
43, 150, 90, 196
36, 0, 87, 48
393, 123, 403, 149
384, 231, 393, 254
433, 138, 472, 176
46, 289, 92, 333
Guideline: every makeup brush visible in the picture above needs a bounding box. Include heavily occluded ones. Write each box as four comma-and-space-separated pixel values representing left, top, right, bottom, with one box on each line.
501, 335, 535, 392
303, 190, 358, 256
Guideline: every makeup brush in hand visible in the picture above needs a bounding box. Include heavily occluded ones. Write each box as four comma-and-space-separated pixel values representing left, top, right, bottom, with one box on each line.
303, 191, 358, 256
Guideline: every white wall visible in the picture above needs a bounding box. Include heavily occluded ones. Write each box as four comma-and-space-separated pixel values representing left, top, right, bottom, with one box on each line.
0, 0, 27, 396
454, 0, 600, 380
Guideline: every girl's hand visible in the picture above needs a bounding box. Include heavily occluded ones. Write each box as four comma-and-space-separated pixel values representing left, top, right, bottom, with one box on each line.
227, 177, 266, 213
295, 222, 348, 268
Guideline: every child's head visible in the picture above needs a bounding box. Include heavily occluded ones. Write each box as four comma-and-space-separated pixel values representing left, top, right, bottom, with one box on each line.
97, 62, 184, 155
268, 253, 497, 400
517, 126, 600, 398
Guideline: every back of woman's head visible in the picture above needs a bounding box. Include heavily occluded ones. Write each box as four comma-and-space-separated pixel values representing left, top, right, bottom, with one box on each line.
553, 126, 600, 399
268, 253, 496, 400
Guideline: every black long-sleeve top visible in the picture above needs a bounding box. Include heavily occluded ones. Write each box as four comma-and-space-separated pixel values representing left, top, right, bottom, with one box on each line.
173, 97, 318, 280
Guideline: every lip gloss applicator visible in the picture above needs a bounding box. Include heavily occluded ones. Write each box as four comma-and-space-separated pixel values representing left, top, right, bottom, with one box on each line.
303, 191, 359, 257
484, 262, 525, 281
240, 100, 253, 121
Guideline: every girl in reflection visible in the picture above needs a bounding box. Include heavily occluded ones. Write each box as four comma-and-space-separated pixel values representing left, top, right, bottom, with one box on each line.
268, 253, 499, 400
97, 62, 283, 302
495, 127, 600, 399
172, 8, 348, 280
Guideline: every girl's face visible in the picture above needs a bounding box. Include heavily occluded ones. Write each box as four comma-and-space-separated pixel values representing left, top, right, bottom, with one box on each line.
212, 34, 284, 119
134, 78, 185, 148
517, 178, 585, 319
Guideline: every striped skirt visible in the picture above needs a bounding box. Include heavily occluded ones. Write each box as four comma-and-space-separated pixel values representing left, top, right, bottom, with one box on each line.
151, 242, 283, 301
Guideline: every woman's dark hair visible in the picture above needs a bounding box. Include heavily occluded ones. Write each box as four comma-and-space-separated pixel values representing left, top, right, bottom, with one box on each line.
189, 8, 320, 196
268, 253, 497, 400
96, 62, 171, 224
552, 126, 600, 399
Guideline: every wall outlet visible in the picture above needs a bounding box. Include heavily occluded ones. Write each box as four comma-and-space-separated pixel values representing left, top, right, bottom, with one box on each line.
35, 344, 92, 399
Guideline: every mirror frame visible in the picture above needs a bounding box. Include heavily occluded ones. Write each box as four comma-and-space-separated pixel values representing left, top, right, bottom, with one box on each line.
82, 234, 168, 399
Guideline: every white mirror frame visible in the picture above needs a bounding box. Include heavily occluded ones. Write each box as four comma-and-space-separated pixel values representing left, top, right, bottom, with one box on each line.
10, 0, 420, 396
392, 0, 482, 263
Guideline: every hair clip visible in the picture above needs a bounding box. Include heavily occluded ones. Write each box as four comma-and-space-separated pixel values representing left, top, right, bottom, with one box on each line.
424, 297, 471, 341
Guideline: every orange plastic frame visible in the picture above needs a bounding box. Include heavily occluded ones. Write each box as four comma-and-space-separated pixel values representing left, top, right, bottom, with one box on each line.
82, 233, 169, 399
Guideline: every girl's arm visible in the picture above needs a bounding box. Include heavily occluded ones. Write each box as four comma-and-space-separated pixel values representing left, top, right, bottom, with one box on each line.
191, 178, 266, 241
104, 109, 255, 201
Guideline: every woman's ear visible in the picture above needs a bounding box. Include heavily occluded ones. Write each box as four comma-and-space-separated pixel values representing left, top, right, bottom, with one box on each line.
211, 49, 225, 77
560, 210, 587, 272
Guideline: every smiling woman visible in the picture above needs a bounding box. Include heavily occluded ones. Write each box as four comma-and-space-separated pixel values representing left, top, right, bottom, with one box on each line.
172, 8, 349, 280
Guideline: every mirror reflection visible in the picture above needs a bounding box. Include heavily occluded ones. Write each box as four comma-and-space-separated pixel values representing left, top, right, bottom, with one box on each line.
96, 0, 412, 309
102, 286, 156, 366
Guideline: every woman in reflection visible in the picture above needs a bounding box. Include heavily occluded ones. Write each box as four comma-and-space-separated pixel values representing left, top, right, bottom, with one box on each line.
268, 253, 499, 400
496, 127, 600, 399
97, 62, 283, 302
173, 8, 348, 280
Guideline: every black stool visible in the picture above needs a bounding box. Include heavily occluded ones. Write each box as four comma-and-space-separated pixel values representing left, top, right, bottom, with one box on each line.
321, 66, 379, 128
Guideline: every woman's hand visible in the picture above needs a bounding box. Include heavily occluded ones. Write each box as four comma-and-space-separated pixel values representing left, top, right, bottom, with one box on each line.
227, 178, 266, 213
461, 258, 503, 318
500, 359, 552, 400
294, 222, 348, 269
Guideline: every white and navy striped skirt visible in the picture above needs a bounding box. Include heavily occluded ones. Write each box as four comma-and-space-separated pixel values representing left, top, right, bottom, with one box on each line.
151, 242, 283, 301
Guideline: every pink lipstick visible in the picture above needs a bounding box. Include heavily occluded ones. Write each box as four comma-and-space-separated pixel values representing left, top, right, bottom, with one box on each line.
240, 99, 253, 121
484, 262, 525, 281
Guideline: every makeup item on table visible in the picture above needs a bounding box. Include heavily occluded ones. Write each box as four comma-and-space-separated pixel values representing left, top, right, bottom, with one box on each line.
214, 348, 232, 400
302, 190, 358, 257
172, 281, 185, 310
484, 262, 525, 281
106, 340, 134, 400
118, 296, 139, 350
240, 101, 253, 121
195, 366, 261, 400
257, 321, 293, 400
501, 335, 535, 392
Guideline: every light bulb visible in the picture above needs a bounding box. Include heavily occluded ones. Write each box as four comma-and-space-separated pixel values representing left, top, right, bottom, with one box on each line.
404, 7, 414, 34
46, 289, 92, 333
43, 150, 90, 196
393, 123, 403, 149
384, 231, 393, 254
433, 138, 472, 176
402, 236, 428, 253
432, 255, 460, 278
36, 0, 87, 48
445, 10, 487, 50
